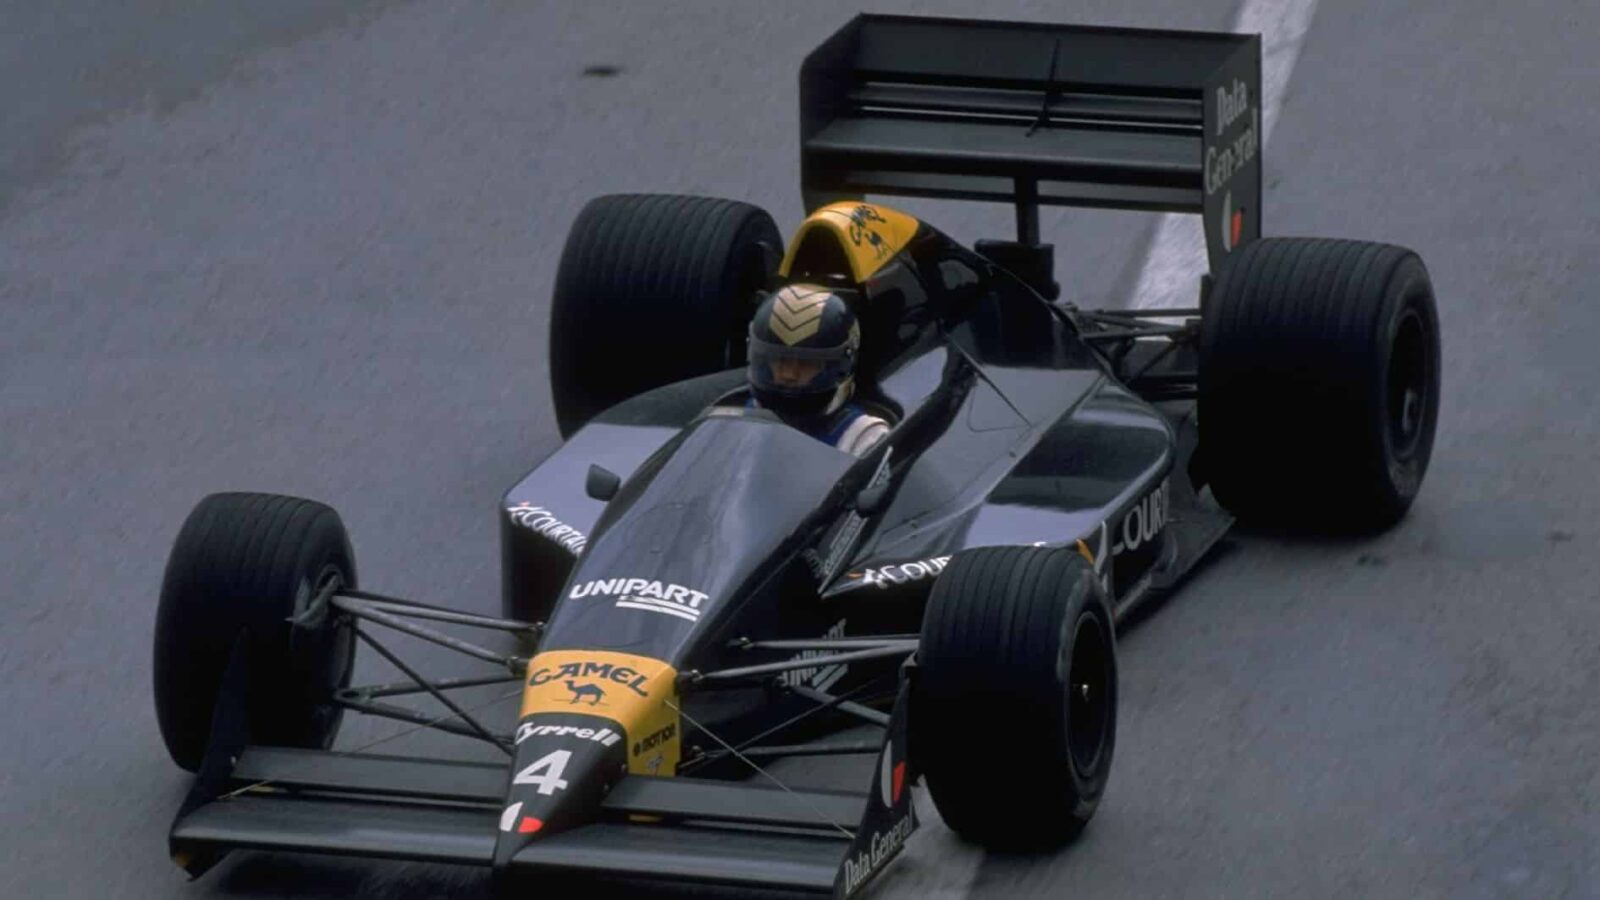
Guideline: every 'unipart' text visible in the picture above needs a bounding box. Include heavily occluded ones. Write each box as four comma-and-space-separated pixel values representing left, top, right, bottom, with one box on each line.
569, 578, 708, 623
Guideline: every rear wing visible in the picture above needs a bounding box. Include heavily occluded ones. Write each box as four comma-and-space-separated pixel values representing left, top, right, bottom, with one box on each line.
799, 14, 1261, 274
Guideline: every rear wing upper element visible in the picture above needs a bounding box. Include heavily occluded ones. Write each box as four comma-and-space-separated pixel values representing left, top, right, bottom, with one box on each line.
799, 14, 1261, 274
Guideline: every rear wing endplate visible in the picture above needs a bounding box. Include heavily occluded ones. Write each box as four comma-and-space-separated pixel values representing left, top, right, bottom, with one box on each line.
800, 14, 1262, 272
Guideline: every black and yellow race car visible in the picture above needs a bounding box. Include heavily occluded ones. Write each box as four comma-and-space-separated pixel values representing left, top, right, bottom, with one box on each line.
150, 13, 1441, 898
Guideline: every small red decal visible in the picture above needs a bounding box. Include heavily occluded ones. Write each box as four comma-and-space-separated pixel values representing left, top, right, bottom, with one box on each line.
518, 817, 544, 834
1231, 210, 1244, 246
892, 761, 906, 804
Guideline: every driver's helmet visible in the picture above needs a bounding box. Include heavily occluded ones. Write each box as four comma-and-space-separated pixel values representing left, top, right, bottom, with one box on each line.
747, 283, 861, 424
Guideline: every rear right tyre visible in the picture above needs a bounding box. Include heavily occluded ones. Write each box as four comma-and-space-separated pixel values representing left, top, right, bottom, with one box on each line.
1198, 237, 1442, 532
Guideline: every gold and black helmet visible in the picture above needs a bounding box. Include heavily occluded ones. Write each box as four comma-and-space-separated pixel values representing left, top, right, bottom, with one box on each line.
747, 284, 861, 422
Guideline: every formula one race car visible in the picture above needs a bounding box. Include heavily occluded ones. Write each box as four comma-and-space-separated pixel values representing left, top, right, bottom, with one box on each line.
151, 13, 1441, 899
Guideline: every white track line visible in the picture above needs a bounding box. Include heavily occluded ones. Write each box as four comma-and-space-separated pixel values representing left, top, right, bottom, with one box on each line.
1128, 0, 1321, 311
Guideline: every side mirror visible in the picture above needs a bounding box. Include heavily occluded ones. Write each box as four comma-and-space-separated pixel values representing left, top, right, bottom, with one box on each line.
855, 481, 891, 516
586, 464, 621, 502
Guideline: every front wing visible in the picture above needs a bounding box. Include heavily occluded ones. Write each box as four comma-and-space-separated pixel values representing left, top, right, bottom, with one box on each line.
166, 645, 917, 898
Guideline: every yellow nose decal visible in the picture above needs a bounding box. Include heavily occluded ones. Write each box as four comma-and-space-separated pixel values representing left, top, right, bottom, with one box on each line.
519, 650, 682, 776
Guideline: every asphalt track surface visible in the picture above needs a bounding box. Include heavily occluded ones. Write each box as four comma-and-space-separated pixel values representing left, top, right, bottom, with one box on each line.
4, 2, 1599, 898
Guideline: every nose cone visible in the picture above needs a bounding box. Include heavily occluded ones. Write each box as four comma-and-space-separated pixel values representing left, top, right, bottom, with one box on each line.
492, 651, 681, 865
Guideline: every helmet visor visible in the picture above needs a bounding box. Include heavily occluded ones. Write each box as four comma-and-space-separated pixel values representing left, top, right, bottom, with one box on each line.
748, 335, 853, 397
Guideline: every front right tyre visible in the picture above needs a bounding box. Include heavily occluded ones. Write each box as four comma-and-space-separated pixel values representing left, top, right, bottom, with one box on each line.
909, 545, 1117, 849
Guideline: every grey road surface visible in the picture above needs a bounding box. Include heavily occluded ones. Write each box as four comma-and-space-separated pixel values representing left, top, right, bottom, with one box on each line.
3, 1, 1598, 898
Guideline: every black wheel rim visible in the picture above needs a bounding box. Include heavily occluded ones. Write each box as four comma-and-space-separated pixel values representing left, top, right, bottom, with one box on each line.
1066, 611, 1112, 775
1386, 308, 1429, 461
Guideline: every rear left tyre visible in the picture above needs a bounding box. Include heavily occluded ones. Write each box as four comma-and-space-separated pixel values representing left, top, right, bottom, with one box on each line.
152, 492, 358, 772
909, 545, 1117, 849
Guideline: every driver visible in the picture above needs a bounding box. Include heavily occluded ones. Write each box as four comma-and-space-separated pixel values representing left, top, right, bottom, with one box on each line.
743, 284, 889, 457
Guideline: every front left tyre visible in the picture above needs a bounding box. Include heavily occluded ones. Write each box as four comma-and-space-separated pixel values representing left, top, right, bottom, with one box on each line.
152, 492, 358, 772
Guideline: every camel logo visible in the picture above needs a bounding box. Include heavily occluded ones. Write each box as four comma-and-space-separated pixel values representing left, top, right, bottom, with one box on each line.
517, 651, 681, 779
768, 284, 829, 346
847, 204, 890, 257
564, 681, 604, 705
527, 658, 652, 705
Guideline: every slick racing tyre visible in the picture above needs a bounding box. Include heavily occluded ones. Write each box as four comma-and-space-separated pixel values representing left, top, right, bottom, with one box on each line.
1198, 237, 1442, 532
548, 193, 783, 438
152, 492, 358, 772
910, 545, 1117, 849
